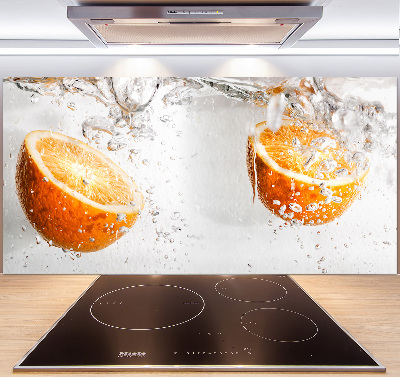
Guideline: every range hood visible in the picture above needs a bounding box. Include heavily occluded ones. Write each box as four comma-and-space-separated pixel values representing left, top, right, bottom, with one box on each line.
67, 5, 323, 48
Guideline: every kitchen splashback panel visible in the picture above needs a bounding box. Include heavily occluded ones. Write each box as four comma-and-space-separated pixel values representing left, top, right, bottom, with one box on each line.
3, 77, 397, 274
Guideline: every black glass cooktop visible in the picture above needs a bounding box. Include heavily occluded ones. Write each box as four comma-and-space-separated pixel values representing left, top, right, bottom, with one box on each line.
15, 275, 384, 372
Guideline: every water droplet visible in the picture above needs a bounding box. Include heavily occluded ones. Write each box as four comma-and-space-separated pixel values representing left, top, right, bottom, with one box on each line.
292, 137, 301, 149
30, 94, 39, 103
334, 168, 349, 177
273, 200, 281, 205
310, 137, 335, 150
67, 102, 76, 110
42, 177, 49, 182
318, 159, 337, 173
118, 226, 129, 233
171, 212, 181, 220
278, 205, 286, 216
82, 116, 114, 138
116, 213, 126, 222
107, 138, 127, 151
89, 238, 95, 242
109, 105, 122, 119
331, 196, 342, 203
160, 114, 173, 123
303, 150, 318, 171
266, 93, 286, 132
289, 203, 302, 213
320, 187, 333, 197
306, 203, 318, 212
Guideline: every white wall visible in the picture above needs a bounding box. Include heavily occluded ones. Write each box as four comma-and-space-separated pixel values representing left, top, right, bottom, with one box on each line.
0, 54, 399, 77
1, 54, 399, 273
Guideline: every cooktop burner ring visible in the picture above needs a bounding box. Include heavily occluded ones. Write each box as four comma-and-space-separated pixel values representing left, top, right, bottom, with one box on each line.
89, 284, 205, 331
215, 277, 287, 302
241, 307, 319, 343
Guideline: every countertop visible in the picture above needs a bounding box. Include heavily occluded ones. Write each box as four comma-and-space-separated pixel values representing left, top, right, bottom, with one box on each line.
1, 274, 399, 376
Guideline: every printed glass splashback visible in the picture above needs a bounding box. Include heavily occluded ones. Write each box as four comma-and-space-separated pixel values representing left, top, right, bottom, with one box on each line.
2, 77, 397, 274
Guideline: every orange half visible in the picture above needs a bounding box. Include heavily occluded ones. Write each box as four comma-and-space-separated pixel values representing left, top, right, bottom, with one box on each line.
247, 120, 368, 225
15, 130, 143, 252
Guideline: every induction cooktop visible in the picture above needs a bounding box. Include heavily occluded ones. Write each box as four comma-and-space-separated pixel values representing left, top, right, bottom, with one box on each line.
14, 275, 384, 372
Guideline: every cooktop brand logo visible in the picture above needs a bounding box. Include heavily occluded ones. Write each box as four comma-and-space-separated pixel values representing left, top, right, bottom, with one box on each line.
118, 351, 146, 358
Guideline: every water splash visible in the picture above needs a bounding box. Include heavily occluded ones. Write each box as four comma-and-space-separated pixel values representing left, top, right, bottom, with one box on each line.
6, 77, 395, 160
195, 77, 396, 159
5, 76, 161, 148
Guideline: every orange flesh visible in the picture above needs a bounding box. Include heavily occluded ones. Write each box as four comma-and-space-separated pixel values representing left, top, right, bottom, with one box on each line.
259, 123, 356, 180
37, 138, 135, 206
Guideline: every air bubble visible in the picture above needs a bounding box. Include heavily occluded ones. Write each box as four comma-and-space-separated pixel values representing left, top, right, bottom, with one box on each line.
289, 203, 302, 213
116, 213, 126, 222
306, 203, 318, 212
310, 137, 335, 150
303, 150, 318, 171
171, 212, 181, 220
160, 114, 173, 123
107, 138, 127, 151
30, 94, 39, 103
318, 159, 337, 173
292, 137, 301, 149
320, 187, 333, 197
67, 102, 77, 110
334, 168, 348, 177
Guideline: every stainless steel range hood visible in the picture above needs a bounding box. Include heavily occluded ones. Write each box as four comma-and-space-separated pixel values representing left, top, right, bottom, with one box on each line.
67, 5, 322, 48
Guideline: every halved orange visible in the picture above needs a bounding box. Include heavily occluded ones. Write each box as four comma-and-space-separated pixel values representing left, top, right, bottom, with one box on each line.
15, 130, 143, 252
247, 119, 369, 225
